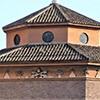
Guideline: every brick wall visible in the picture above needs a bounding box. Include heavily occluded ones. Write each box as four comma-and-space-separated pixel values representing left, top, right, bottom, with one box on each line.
0, 79, 85, 100
86, 80, 100, 100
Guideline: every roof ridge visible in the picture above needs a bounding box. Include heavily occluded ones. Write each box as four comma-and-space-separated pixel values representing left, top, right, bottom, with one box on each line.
26, 5, 53, 23
68, 43, 89, 60
55, 4, 69, 21
0, 47, 22, 58
68, 43, 100, 62
60, 5, 100, 25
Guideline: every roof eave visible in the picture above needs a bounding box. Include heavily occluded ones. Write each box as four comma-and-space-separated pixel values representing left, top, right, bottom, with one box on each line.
0, 60, 88, 67
3, 24, 27, 33
88, 62, 100, 66
68, 22, 100, 29
3, 22, 100, 33
0, 61, 100, 67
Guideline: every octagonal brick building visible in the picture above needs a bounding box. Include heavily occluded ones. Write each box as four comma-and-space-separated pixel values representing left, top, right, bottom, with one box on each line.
0, 1, 100, 100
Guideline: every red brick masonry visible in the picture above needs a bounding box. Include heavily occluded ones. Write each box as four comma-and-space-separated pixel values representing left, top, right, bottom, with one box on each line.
0, 78, 99, 100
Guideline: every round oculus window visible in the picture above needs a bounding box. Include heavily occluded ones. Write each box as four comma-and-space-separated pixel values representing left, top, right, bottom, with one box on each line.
80, 33, 88, 44
14, 34, 20, 45
42, 31, 54, 43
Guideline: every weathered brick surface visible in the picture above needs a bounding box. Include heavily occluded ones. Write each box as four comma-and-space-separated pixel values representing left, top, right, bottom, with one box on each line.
0, 80, 85, 100
86, 81, 100, 100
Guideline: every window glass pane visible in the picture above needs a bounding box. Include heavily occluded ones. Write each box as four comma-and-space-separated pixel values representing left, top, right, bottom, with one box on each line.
42, 31, 54, 43
80, 33, 88, 44
14, 34, 20, 45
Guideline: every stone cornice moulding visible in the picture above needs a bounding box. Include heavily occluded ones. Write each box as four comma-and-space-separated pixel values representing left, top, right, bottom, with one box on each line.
3, 23, 100, 33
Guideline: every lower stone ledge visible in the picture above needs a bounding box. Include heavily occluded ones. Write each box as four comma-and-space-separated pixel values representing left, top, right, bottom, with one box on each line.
86, 77, 100, 81
0, 77, 99, 82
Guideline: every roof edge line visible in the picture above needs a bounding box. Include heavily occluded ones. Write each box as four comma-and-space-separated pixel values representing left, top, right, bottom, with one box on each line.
0, 47, 22, 58
0, 61, 88, 67
3, 22, 100, 32
55, 4, 70, 21
68, 43, 89, 61
88, 62, 100, 66
26, 5, 53, 23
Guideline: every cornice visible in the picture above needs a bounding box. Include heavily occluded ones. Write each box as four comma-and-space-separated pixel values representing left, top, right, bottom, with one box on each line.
3, 23, 100, 33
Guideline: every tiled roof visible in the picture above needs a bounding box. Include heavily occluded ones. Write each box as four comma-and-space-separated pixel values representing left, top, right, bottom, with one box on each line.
3, 3, 100, 29
1, 43, 100, 64
70, 44, 100, 63
0, 43, 88, 64
0, 47, 18, 55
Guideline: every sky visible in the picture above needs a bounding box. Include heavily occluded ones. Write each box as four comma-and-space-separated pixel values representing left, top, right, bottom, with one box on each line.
0, 0, 100, 50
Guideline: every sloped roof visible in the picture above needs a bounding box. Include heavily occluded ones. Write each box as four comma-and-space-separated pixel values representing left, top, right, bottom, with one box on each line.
3, 3, 100, 29
0, 43, 88, 64
1, 43, 100, 64
70, 44, 100, 63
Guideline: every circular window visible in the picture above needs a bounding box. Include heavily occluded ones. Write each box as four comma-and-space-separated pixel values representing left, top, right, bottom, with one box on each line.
80, 33, 88, 44
14, 34, 20, 45
42, 31, 54, 43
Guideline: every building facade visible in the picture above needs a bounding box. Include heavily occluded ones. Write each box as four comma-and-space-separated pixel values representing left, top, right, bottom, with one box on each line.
0, 1, 100, 100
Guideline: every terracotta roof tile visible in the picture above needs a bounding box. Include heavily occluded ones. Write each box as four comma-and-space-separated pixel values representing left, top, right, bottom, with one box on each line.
1, 43, 100, 63
70, 43, 100, 63
3, 3, 100, 29
0, 43, 87, 64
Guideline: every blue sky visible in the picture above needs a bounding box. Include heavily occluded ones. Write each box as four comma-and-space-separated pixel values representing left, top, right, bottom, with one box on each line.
0, 0, 100, 50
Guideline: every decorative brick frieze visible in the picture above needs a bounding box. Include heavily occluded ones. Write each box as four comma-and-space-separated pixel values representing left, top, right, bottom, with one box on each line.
0, 66, 98, 79
30, 67, 48, 78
